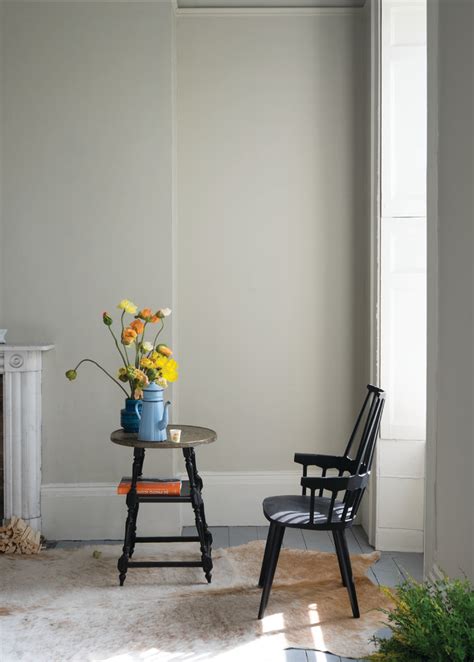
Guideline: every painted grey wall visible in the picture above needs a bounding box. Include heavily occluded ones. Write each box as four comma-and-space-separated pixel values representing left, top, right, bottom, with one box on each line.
0, 1, 176, 488
1, 1, 370, 535
0, 1, 3, 323
177, 12, 370, 472
426, 0, 474, 580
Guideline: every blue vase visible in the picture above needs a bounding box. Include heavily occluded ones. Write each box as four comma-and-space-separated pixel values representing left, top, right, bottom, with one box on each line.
121, 398, 142, 433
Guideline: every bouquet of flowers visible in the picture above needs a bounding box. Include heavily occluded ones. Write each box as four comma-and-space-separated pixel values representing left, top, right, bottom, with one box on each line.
66, 299, 178, 399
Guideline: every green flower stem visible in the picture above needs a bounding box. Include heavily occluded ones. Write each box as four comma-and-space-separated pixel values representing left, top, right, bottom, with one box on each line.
73, 359, 130, 397
107, 325, 128, 369
149, 319, 165, 355
120, 310, 130, 365
136, 321, 149, 368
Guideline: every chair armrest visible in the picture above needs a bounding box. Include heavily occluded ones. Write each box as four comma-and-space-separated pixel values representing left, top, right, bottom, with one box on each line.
294, 452, 352, 472
301, 473, 369, 493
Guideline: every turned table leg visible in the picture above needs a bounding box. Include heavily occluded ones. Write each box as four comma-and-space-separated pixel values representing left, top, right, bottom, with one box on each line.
183, 447, 213, 582
118, 447, 145, 585
190, 446, 213, 550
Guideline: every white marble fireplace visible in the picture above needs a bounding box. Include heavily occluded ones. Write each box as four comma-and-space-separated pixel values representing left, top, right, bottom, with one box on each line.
1, 344, 53, 529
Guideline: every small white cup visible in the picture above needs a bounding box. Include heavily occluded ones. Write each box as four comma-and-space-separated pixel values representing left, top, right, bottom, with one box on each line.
0, 329, 7, 344
169, 429, 182, 443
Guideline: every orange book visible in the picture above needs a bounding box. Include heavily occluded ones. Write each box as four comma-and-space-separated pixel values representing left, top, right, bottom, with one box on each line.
117, 477, 181, 496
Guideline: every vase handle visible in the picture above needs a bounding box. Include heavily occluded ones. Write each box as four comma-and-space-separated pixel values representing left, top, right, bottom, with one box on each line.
134, 402, 141, 421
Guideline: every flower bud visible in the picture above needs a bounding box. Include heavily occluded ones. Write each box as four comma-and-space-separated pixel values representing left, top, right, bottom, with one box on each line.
157, 344, 173, 357
65, 369, 77, 381
157, 308, 172, 318
102, 312, 113, 326
117, 367, 129, 383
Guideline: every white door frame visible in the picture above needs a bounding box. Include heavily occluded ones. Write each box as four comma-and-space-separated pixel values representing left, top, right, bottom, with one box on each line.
364, 0, 382, 547
424, 0, 439, 578
365, 0, 427, 552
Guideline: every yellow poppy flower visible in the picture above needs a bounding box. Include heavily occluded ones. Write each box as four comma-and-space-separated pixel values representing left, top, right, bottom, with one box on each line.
153, 353, 168, 369
117, 299, 137, 315
161, 358, 178, 382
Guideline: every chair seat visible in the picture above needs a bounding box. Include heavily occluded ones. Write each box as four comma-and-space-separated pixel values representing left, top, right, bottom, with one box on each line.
263, 494, 352, 528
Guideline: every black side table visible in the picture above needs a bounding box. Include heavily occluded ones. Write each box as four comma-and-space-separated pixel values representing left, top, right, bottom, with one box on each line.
111, 425, 216, 586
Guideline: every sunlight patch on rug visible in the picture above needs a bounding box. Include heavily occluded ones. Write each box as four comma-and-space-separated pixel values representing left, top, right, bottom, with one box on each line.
0, 540, 391, 661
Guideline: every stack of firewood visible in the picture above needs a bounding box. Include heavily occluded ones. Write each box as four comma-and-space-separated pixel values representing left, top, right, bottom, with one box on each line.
0, 517, 43, 554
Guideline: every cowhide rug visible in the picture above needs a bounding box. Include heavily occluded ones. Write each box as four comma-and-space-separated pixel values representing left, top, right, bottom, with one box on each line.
0, 540, 391, 661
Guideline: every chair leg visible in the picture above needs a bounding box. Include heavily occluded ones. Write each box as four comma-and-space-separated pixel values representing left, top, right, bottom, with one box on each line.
338, 529, 360, 618
258, 524, 285, 620
332, 530, 347, 587
258, 521, 277, 588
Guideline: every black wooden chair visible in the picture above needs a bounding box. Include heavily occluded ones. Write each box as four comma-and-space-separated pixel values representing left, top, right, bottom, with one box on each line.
257, 384, 385, 620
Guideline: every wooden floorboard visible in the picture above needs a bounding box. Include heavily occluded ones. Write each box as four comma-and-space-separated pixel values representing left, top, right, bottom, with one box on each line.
350, 526, 379, 585
229, 525, 259, 546
181, 525, 229, 549
302, 529, 334, 552
344, 528, 361, 555
257, 525, 270, 541
284, 649, 310, 661
283, 527, 307, 549
351, 525, 374, 553
305, 651, 342, 661
371, 552, 405, 587
209, 526, 230, 549
391, 552, 423, 582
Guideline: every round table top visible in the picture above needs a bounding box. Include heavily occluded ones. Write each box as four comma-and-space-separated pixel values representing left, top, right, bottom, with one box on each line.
110, 425, 217, 449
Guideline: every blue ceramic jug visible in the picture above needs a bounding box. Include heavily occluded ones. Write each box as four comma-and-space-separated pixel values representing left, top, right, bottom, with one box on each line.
121, 398, 142, 433
135, 383, 171, 441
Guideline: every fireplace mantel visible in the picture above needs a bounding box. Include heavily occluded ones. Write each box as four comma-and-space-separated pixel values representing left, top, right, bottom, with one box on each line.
0, 344, 54, 529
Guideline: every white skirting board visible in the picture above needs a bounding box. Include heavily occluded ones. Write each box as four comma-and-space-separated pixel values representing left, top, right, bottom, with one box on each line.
41, 471, 422, 551
179, 471, 302, 527
41, 483, 182, 540
375, 527, 424, 553
40, 472, 302, 540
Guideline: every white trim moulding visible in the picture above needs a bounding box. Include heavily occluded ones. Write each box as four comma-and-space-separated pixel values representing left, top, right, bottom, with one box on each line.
175, 7, 364, 16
